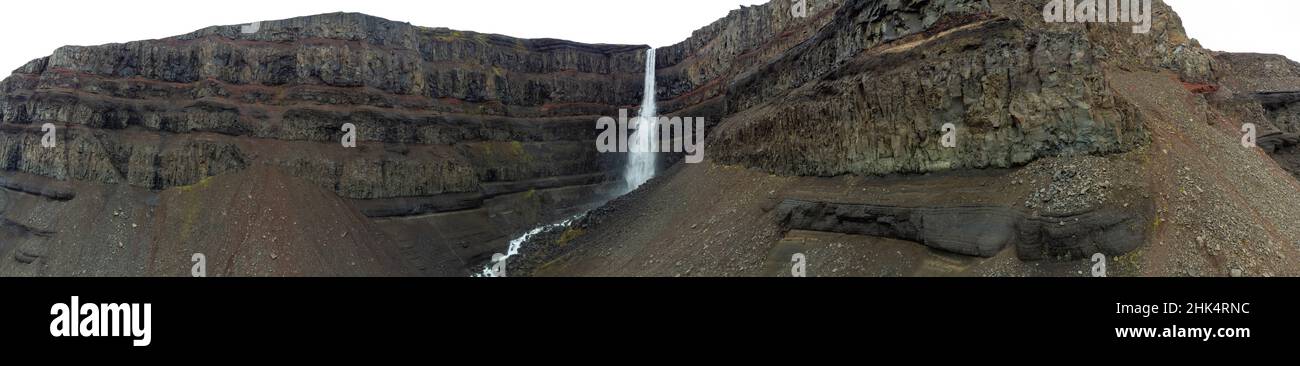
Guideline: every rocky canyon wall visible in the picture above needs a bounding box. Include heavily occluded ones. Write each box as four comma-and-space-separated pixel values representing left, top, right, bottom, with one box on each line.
0, 13, 645, 201
655, 0, 1234, 177
0, 13, 650, 274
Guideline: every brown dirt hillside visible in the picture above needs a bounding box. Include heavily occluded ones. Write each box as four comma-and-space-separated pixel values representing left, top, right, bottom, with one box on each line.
1107, 70, 1300, 277
0, 164, 415, 276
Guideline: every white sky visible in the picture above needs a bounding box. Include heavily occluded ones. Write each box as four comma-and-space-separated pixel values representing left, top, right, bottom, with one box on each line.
0, 0, 1296, 74
1165, 0, 1300, 61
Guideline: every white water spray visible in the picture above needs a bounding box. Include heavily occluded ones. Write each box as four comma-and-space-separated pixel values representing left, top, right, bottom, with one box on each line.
625, 48, 657, 192
476, 215, 578, 277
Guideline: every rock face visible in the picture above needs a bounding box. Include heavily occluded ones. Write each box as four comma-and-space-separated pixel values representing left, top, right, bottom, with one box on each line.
1211, 53, 1300, 177
654, 0, 1225, 175
0, 12, 648, 275
0, 13, 644, 197
657, 0, 1163, 176
775, 199, 1149, 260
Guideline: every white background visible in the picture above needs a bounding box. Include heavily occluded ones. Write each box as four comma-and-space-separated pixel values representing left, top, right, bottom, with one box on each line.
0, 0, 1295, 73
1164, 0, 1299, 61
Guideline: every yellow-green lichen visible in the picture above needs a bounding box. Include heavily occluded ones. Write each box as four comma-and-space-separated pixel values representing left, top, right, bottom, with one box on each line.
555, 227, 585, 246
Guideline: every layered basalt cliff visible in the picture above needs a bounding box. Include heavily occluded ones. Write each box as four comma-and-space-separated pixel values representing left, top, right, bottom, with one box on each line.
655, 0, 840, 121
0, 12, 648, 275
656, 0, 1180, 176
0, 13, 644, 198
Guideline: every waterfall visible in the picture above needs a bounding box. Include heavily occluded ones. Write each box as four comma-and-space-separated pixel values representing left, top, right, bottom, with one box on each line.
625, 48, 657, 192
479, 48, 659, 277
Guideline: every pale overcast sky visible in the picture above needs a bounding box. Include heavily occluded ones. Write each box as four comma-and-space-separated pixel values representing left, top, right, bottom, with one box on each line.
0, 0, 1296, 73
1165, 0, 1299, 61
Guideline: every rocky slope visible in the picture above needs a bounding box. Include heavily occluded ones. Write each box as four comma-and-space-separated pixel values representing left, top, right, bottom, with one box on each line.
0, 12, 648, 276
504, 0, 1300, 277
1210, 52, 1300, 177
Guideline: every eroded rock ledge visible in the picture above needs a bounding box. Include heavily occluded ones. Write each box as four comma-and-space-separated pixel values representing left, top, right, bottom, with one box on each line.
775, 198, 1151, 260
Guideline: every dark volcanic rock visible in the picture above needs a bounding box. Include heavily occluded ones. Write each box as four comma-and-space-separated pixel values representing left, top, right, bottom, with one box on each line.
654, 0, 1224, 179
0, 13, 645, 200
0, 12, 649, 276
774, 199, 1151, 260
658, 0, 1153, 177
1211, 52, 1300, 177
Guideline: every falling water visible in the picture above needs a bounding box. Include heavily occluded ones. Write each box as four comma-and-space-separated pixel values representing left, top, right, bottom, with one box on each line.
478, 49, 659, 276
625, 48, 657, 192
